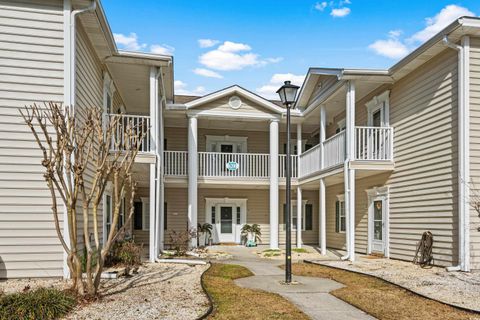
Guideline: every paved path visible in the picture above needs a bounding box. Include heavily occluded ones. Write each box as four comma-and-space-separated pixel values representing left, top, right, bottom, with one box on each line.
214, 246, 374, 320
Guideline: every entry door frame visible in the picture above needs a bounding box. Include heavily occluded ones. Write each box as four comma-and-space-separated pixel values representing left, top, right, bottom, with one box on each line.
205, 198, 247, 244
366, 186, 390, 257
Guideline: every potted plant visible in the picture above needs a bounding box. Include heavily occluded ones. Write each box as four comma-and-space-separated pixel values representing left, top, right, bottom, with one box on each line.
241, 224, 261, 247
197, 223, 213, 247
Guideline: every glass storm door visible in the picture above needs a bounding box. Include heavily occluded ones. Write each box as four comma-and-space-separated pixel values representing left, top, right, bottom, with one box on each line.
219, 206, 235, 242
372, 199, 385, 253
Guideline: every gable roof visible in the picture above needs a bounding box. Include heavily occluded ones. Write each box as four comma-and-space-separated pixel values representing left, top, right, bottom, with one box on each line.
183, 85, 286, 114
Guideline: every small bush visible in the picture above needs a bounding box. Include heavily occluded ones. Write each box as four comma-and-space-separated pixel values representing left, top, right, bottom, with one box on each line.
108, 239, 143, 268
168, 228, 197, 256
0, 288, 76, 320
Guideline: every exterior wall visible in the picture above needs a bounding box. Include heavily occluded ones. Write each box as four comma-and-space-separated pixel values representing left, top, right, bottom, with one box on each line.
470, 37, 480, 269
164, 187, 317, 245
386, 49, 458, 266
325, 173, 390, 253
0, 0, 65, 278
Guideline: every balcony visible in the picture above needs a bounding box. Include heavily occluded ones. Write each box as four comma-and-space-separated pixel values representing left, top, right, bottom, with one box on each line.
164, 151, 297, 179
299, 126, 394, 179
107, 114, 152, 153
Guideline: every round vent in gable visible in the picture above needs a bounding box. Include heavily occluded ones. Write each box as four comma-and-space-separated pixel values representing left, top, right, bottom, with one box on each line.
228, 96, 242, 110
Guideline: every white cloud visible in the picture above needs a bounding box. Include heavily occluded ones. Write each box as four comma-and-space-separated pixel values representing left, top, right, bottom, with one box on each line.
199, 41, 282, 71
198, 39, 219, 48
409, 5, 474, 43
193, 68, 223, 79
368, 5, 475, 60
174, 80, 206, 96
114, 32, 174, 55
113, 32, 146, 51
314, 2, 328, 11
369, 38, 409, 59
150, 44, 175, 55
331, 7, 351, 17
256, 73, 305, 100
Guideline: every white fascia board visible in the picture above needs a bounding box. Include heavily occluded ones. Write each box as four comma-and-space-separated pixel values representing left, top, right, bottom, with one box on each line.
186, 109, 281, 120
166, 103, 187, 110
185, 85, 284, 114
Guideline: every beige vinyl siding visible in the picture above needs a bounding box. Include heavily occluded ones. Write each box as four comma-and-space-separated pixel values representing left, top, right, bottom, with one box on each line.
325, 173, 390, 253
164, 187, 188, 246
386, 49, 458, 266
470, 37, 480, 269
0, 0, 64, 278
278, 190, 319, 245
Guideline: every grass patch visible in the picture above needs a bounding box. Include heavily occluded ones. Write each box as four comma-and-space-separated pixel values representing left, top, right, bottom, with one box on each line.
291, 263, 478, 320
204, 263, 309, 319
292, 248, 309, 254
263, 249, 281, 253
0, 287, 76, 320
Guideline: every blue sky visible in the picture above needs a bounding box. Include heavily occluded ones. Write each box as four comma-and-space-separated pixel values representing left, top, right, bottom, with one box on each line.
102, 1, 479, 99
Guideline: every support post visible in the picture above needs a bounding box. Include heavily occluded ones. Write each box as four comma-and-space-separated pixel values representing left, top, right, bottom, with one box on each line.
319, 178, 326, 255
345, 81, 356, 262
320, 105, 326, 169
269, 119, 279, 249
149, 163, 156, 262
188, 115, 198, 247
296, 123, 302, 247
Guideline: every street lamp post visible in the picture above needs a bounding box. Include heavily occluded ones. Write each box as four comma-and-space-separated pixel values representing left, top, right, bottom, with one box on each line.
277, 80, 300, 284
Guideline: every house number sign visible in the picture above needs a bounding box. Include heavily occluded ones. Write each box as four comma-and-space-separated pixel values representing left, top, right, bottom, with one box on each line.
226, 161, 239, 171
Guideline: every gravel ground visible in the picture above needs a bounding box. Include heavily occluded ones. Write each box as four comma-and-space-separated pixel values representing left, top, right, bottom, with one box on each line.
308, 254, 480, 312
1, 263, 210, 320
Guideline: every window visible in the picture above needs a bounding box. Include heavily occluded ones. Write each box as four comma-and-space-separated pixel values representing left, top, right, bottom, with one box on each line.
236, 207, 241, 224
283, 201, 313, 231
134, 201, 143, 230
118, 197, 126, 230
164, 202, 168, 230
206, 135, 247, 153
103, 73, 115, 115
336, 119, 346, 134
335, 195, 346, 233
142, 198, 150, 230
366, 90, 390, 127
211, 206, 216, 224
105, 195, 112, 237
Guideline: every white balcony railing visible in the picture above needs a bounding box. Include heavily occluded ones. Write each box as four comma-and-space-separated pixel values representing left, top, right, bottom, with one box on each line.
163, 151, 298, 178
279, 154, 298, 178
164, 151, 188, 176
107, 114, 151, 153
198, 152, 270, 178
298, 126, 393, 179
355, 127, 393, 161
298, 144, 321, 178
323, 131, 346, 169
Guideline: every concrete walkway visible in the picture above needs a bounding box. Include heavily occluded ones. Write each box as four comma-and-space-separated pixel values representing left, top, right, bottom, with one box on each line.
213, 246, 375, 320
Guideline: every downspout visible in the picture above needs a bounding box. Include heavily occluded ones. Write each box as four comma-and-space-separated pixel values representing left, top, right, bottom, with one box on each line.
443, 35, 470, 272
69, 0, 97, 108
153, 67, 162, 258
62, 0, 96, 279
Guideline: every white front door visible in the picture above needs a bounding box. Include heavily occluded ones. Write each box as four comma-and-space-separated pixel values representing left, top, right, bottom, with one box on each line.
219, 206, 235, 242
371, 198, 385, 254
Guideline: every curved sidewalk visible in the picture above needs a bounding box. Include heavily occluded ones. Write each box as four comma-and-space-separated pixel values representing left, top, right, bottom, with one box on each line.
216, 246, 375, 320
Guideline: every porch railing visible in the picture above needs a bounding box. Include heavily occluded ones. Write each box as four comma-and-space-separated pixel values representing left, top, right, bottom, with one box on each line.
323, 131, 346, 169
355, 127, 393, 161
198, 152, 270, 178
279, 154, 298, 178
106, 114, 151, 153
164, 151, 188, 176
298, 126, 394, 179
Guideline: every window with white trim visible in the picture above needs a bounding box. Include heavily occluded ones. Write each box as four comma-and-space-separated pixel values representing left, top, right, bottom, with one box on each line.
335, 194, 346, 233
103, 73, 116, 114
366, 91, 390, 127
206, 135, 247, 153
336, 118, 346, 134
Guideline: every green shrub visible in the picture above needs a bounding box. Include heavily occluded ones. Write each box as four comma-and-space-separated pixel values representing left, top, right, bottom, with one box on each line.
108, 239, 143, 268
0, 288, 76, 320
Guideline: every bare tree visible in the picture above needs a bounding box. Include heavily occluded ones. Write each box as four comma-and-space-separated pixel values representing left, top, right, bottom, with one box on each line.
20, 103, 143, 296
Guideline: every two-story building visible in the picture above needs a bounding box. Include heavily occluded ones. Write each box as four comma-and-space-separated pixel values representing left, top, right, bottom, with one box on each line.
1, 0, 480, 279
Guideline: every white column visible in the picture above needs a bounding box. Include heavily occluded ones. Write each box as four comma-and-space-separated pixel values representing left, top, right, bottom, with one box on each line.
296, 123, 302, 247
149, 163, 156, 262
188, 115, 198, 247
319, 178, 326, 255
319, 105, 327, 255
269, 119, 279, 249
345, 81, 356, 262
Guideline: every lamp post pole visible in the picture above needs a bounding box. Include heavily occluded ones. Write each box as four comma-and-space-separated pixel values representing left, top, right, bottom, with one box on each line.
276, 80, 299, 285
285, 102, 292, 283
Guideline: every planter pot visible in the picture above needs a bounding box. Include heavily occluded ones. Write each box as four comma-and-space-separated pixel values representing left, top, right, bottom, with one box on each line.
199, 233, 206, 247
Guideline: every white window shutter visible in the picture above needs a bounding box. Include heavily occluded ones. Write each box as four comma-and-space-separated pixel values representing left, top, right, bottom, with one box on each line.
142, 199, 150, 230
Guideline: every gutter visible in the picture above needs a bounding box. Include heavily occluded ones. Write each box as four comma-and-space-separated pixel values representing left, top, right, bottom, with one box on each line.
443, 35, 470, 272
